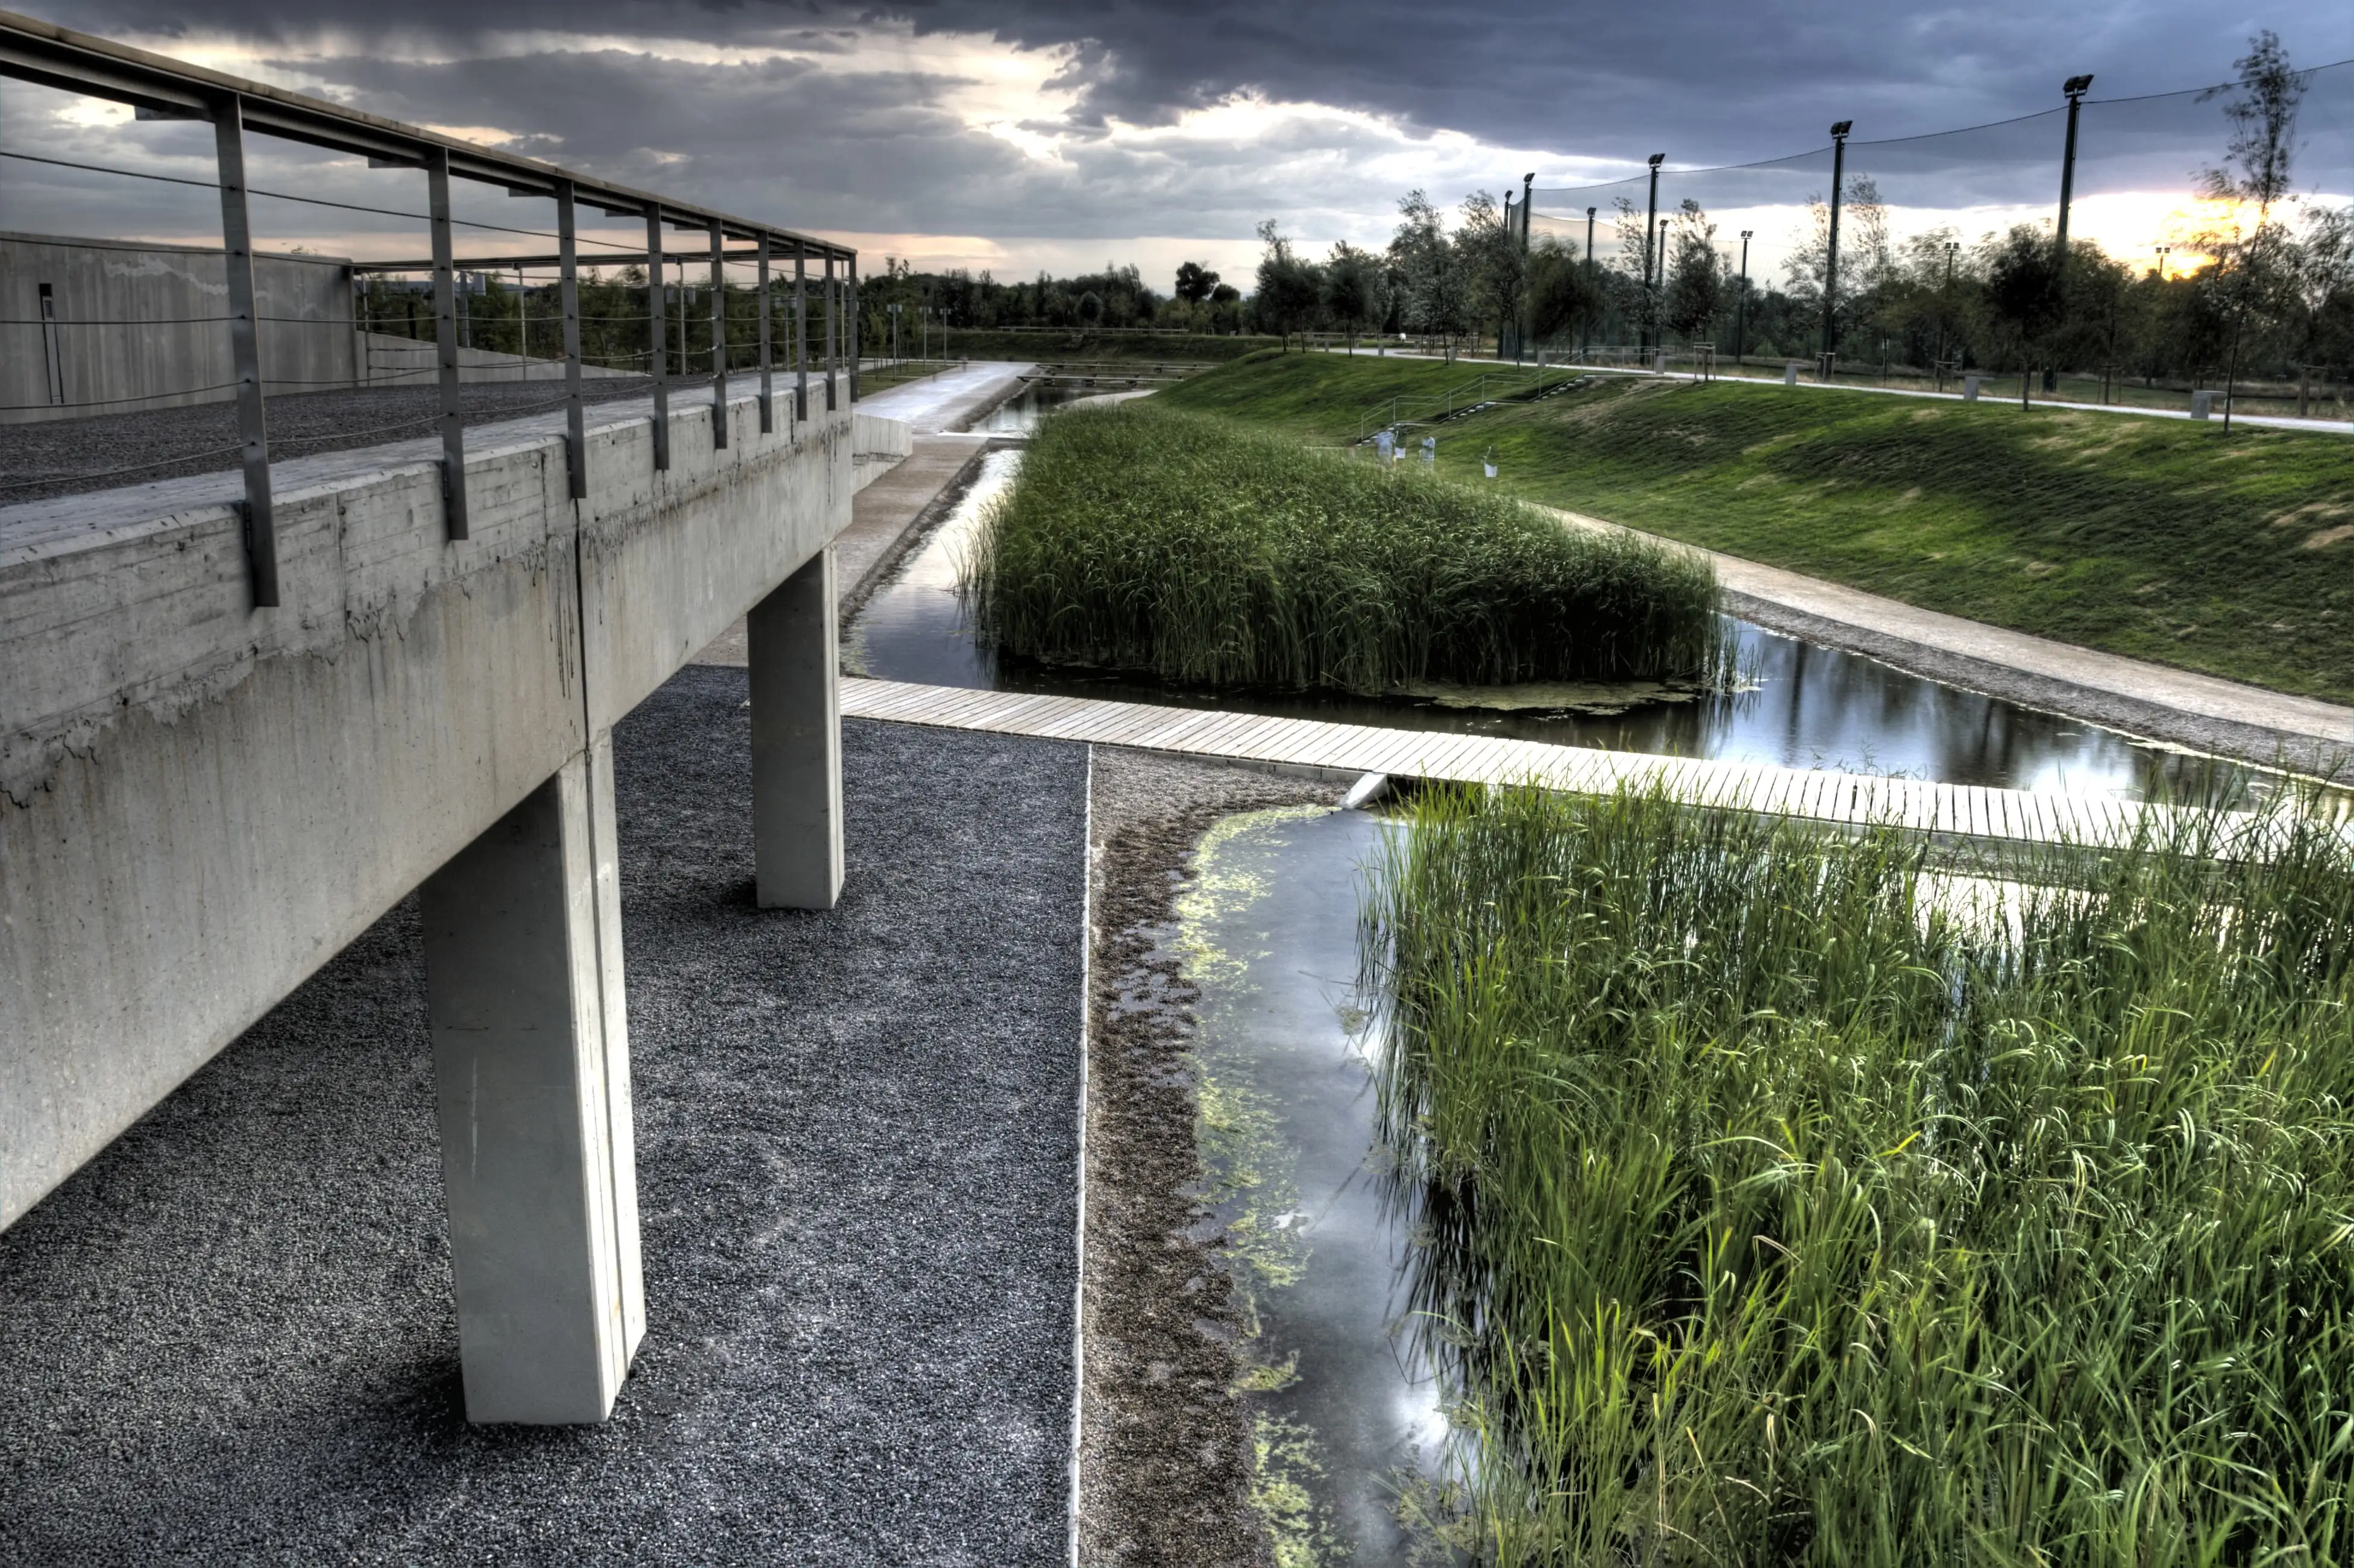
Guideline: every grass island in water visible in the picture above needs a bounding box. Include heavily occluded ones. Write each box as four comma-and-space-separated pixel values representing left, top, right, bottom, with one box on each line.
962, 404, 1726, 697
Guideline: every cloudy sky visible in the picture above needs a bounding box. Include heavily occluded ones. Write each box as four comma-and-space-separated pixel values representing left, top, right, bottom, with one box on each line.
4, 0, 2349, 287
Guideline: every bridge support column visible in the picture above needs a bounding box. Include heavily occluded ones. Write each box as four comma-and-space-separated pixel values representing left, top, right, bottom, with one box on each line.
421, 735, 644, 1423
749, 547, 845, 909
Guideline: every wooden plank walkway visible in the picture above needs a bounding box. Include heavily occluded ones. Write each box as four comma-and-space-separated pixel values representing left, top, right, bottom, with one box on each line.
841, 677, 2296, 853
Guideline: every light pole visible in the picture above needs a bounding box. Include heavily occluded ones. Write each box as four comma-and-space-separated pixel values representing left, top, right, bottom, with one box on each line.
1936, 239, 1959, 387
887, 301, 902, 369
1821, 119, 1851, 382
1584, 205, 1597, 360
1519, 170, 1534, 364
1657, 216, 1672, 366
2047, 73, 2093, 391
1735, 230, 1752, 364
2155, 245, 2171, 281
1642, 153, 1665, 358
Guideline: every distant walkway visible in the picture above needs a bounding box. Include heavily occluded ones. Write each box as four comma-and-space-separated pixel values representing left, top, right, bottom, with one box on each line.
841, 677, 2329, 851
855, 361, 1034, 433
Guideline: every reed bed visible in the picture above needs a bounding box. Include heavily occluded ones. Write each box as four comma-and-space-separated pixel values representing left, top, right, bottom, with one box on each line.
962, 405, 1725, 694
1368, 785, 2354, 1564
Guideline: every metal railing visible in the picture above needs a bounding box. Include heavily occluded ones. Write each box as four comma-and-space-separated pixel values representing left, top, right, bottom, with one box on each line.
1356, 363, 1582, 441
0, 11, 863, 607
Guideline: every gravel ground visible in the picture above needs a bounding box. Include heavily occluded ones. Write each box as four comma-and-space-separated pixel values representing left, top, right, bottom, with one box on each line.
1079, 750, 1344, 1567
0, 670, 1087, 1566
0, 377, 688, 506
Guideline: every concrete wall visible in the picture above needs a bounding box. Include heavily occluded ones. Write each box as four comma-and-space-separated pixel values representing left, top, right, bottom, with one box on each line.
0, 372, 902, 1229
0, 233, 357, 422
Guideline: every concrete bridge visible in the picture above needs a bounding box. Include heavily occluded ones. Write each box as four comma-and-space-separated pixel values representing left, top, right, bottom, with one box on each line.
1, 373, 910, 1422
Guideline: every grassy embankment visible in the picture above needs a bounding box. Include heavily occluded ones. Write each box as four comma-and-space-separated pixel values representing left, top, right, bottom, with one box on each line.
1157, 354, 2354, 703
964, 404, 1725, 694
1373, 784, 2354, 1562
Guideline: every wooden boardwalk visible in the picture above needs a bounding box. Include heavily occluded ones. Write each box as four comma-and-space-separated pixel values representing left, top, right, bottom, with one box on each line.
841, 677, 2279, 853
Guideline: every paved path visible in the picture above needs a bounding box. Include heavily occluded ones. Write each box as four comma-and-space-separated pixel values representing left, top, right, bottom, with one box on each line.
842, 676, 2343, 854
855, 362, 1035, 433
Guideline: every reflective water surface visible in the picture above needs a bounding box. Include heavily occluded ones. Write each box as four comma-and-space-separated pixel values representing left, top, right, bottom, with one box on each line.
1169, 805, 1440, 1565
844, 448, 2277, 801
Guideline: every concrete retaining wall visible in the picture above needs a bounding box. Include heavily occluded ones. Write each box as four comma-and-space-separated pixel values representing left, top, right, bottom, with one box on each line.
0, 372, 904, 1228
1, 232, 356, 422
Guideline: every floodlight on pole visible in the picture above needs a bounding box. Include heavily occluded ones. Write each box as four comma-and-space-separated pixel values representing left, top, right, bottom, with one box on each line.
2155, 244, 2171, 281
1735, 230, 1752, 362
2048, 73, 2093, 390
1584, 206, 1598, 359
1821, 121, 1851, 380
1643, 152, 1664, 356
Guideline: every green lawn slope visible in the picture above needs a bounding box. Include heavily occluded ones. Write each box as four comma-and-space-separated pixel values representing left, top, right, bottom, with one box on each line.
1158, 354, 2354, 702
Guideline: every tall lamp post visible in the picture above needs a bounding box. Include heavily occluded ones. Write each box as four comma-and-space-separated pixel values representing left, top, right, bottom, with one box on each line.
1734, 230, 1752, 363
2046, 73, 2094, 391
1584, 205, 1597, 360
2155, 245, 2170, 281
1821, 120, 1851, 382
887, 300, 902, 369
1935, 239, 1959, 387
1519, 170, 1534, 363
1642, 153, 1664, 359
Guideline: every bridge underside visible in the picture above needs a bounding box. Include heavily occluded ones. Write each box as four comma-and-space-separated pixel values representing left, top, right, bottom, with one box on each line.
1, 377, 908, 1420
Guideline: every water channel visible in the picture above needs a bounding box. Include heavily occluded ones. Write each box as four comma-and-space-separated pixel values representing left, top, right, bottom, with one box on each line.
844, 443, 2271, 803
847, 404, 2308, 1559
1168, 804, 1437, 1564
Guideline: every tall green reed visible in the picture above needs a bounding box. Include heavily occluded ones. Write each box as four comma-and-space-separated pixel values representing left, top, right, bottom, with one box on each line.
963, 404, 1726, 694
1369, 785, 2354, 1564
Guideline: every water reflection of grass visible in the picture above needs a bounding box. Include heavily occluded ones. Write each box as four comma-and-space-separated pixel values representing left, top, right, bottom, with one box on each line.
1369, 783, 2354, 1563
965, 405, 1729, 697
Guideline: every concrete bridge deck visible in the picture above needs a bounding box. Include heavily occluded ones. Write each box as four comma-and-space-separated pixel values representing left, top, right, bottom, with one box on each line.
3, 371, 910, 1423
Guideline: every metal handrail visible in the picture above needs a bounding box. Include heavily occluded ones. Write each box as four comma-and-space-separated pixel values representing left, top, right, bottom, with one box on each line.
1357, 364, 1577, 441
0, 10, 863, 605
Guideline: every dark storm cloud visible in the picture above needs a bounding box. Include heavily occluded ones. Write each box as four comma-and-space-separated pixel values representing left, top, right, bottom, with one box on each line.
13, 0, 2352, 256
55, 0, 2354, 162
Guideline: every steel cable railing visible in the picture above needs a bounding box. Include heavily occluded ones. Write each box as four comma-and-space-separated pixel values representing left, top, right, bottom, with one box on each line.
1, 12, 865, 606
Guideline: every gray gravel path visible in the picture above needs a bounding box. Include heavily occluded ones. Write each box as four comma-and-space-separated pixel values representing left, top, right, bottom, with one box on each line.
0, 670, 1086, 1566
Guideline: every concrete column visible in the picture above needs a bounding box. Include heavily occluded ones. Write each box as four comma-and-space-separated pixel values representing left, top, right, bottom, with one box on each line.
749, 547, 845, 909
421, 735, 644, 1423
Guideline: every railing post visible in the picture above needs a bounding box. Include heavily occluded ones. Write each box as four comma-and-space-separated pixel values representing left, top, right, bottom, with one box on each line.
823, 253, 838, 412
644, 208, 669, 471
425, 146, 469, 540
212, 92, 278, 606
756, 233, 773, 434
794, 241, 809, 423
708, 218, 728, 451
556, 179, 586, 501
847, 254, 859, 403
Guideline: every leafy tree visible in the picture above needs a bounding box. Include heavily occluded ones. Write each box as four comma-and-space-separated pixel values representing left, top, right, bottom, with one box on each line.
1252, 219, 1324, 349
1390, 189, 1470, 356
1456, 190, 1527, 355
1173, 261, 1220, 304
1662, 198, 1723, 342
1527, 235, 1602, 348
1982, 222, 2064, 398
2197, 30, 2308, 424
1322, 242, 1381, 353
